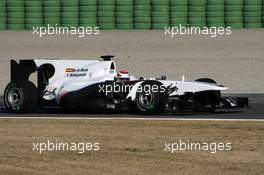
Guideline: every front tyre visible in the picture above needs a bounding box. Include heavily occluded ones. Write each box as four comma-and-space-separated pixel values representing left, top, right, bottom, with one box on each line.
194, 78, 221, 112
4, 81, 38, 113
135, 81, 167, 115
195, 78, 217, 84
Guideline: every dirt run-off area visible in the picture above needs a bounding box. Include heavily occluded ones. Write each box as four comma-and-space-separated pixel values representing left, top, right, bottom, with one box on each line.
0, 119, 263, 175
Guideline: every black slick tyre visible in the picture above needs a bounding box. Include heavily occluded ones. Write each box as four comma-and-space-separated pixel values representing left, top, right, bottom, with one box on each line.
4, 81, 38, 113
134, 81, 167, 115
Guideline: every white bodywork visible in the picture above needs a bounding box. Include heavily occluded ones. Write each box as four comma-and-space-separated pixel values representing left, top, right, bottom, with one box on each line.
126, 80, 227, 100
35, 59, 117, 102
34, 59, 228, 103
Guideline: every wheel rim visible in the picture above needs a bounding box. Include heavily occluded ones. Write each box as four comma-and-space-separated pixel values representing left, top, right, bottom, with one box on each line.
138, 91, 154, 109
7, 86, 23, 110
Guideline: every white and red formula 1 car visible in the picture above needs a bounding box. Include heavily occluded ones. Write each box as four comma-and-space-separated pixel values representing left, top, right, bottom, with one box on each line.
4, 56, 248, 114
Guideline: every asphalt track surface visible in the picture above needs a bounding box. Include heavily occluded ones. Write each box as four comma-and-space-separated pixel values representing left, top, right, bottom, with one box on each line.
0, 95, 263, 120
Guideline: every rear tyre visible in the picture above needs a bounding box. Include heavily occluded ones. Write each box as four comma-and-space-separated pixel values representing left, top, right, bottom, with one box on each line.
135, 81, 167, 115
4, 81, 38, 113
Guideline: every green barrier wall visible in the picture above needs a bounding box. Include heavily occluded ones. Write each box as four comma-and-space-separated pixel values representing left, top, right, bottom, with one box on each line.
0, 0, 263, 30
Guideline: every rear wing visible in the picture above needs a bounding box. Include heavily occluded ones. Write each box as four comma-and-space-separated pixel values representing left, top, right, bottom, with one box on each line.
10, 59, 49, 92
10, 59, 36, 82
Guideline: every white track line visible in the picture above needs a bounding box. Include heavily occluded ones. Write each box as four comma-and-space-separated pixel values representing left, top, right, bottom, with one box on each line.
0, 117, 264, 122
